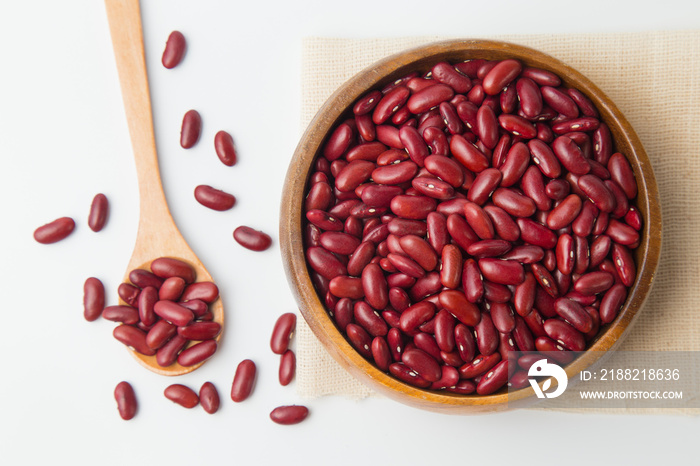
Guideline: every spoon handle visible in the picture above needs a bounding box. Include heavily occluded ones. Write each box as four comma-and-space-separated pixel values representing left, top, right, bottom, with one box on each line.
104, 0, 173, 235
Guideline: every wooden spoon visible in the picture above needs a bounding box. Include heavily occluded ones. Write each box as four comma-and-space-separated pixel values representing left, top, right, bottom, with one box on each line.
104, 0, 223, 375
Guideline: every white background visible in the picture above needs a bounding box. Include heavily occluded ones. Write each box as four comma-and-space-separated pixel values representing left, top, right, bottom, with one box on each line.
1, 1, 698, 465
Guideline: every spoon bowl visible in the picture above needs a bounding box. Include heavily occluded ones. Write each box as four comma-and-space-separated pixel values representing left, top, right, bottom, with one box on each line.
105, 0, 223, 376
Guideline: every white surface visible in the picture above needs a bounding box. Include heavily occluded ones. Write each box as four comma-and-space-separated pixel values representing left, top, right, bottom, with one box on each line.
1, 1, 698, 465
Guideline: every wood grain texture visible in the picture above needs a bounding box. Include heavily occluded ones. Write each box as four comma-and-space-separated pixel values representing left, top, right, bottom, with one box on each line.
280, 39, 661, 413
105, 0, 223, 376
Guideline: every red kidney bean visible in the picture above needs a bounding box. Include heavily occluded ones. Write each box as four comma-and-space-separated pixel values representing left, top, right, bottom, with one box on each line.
431, 365, 461, 390
483, 205, 520, 242
114, 381, 137, 420
230, 359, 257, 402
196, 382, 220, 415
194, 185, 236, 211
346, 142, 386, 162
423, 155, 463, 188
177, 339, 217, 367
573, 235, 590, 274
474, 104, 498, 149
478, 258, 524, 286
459, 352, 501, 379
408, 271, 442, 302
155, 334, 187, 367
159, 276, 186, 301
389, 362, 431, 388
178, 321, 221, 341
531, 263, 559, 298
371, 336, 392, 372
572, 200, 598, 237
574, 271, 614, 296
608, 152, 637, 199
178, 299, 208, 318
456, 259, 481, 304
527, 139, 561, 179
407, 83, 454, 114
593, 124, 614, 166
165, 384, 199, 408
436, 290, 478, 327
498, 114, 537, 139
397, 301, 434, 334
180, 110, 201, 149
513, 272, 536, 317
146, 320, 177, 350
399, 235, 437, 271
554, 297, 594, 333
335, 160, 375, 192
354, 90, 382, 115
604, 180, 630, 219
150, 257, 195, 284
467, 168, 502, 205
83, 277, 105, 322
276, 349, 296, 387
232, 226, 272, 251
546, 194, 582, 230
346, 242, 375, 277
319, 231, 360, 256
544, 319, 585, 351
360, 263, 387, 310
466, 239, 511, 258
113, 324, 156, 356
605, 219, 640, 246
489, 302, 516, 334
552, 117, 600, 135
346, 323, 373, 358
399, 126, 429, 167
439, 101, 464, 135
269, 313, 297, 355
450, 134, 489, 172
612, 243, 636, 287
492, 188, 536, 218
181, 281, 219, 303
521, 165, 551, 211
516, 77, 543, 118
552, 136, 590, 175
389, 195, 437, 220
153, 301, 194, 327
432, 61, 472, 92
482, 59, 522, 95
33, 217, 75, 244
516, 218, 557, 249
270, 405, 310, 425
545, 179, 570, 200
360, 185, 402, 208
624, 206, 643, 231
353, 301, 388, 336
500, 245, 543, 264
521, 66, 561, 86
211, 130, 238, 167
588, 235, 611, 269
103, 305, 139, 325
373, 86, 410, 124
437, 244, 460, 289
162, 31, 186, 68
452, 324, 475, 364
323, 123, 354, 161
541, 86, 579, 117
118, 282, 140, 307
86, 193, 110, 232
577, 174, 616, 213
556, 233, 575, 275
411, 176, 454, 200
600, 283, 628, 324
473, 312, 498, 356
432, 310, 456, 353
329, 276, 363, 299
476, 359, 510, 395
402, 347, 441, 382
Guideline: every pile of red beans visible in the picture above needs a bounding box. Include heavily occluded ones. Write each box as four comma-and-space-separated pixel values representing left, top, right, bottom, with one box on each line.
303, 58, 642, 395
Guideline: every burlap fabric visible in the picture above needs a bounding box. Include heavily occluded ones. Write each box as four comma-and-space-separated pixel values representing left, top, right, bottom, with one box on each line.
295, 32, 700, 412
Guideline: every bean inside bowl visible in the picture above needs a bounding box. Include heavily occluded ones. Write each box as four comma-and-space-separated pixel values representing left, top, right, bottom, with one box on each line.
280, 40, 661, 413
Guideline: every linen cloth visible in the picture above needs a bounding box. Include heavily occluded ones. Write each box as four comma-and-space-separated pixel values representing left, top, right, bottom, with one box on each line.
295, 32, 700, 411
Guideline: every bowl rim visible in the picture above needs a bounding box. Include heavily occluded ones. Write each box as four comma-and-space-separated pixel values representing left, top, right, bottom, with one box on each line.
280, 39, 662, 413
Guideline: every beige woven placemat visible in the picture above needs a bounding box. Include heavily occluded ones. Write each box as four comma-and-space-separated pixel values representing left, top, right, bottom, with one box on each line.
295, 32, 700, 409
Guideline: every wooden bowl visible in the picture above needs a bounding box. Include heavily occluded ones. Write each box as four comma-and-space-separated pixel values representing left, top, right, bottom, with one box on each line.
280, 39, 661, 413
